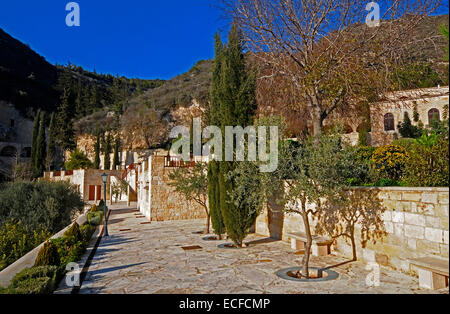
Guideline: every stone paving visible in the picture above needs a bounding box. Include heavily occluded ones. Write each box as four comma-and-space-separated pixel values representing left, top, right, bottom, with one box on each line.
79, 206, 448, 294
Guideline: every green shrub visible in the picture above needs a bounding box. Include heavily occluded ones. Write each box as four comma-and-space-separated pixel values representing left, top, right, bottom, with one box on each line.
392, 138, 417, 152
87, 211, 103, 226
80, 223, 96, 242
0, 181, 84, 234
404, 137, 449, 187
0, 220, 50, 271
90, 204, 99, 212
65, 148, 93, 170
34, 241, 60, 267
11, 266, 58, 287
53, 236, 86, 269
63, 222, 82, 242
11, 276, 55, 294
372, 145, 409, 181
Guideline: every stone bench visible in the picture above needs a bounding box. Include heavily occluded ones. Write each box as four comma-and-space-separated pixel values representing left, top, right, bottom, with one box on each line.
409, 256, 449, 290
286, 232, 333, 257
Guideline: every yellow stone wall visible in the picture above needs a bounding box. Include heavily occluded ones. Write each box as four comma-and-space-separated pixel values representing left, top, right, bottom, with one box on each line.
255, 186, 449, 274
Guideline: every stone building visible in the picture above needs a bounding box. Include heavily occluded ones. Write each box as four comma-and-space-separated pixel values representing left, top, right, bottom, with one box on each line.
41, 168, 131, 203
136, 151, 207, 221
369, 86, 449, 146
0, 102, 33, 177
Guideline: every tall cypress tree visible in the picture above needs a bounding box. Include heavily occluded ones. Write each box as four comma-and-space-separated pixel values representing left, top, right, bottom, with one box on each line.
33, 112, 47, 178
57, 87, 76, 152
46, 112, 57, 171
31, 109, 41, 170
217, 23, 257, 247
112, 136, 120, 170
94, 132, 101, 169
104, 133, 112, 170
208, 33, 226, 238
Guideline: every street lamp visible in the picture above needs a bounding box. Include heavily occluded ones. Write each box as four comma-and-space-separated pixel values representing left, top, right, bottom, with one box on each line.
101, 172, 109, 237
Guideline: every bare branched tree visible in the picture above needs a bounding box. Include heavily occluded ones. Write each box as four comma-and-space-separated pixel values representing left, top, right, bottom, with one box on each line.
120, 105, 169, 150
222, 0, 443, 136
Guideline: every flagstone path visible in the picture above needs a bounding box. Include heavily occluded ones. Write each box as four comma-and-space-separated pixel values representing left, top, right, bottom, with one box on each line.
78, 206, 448, 294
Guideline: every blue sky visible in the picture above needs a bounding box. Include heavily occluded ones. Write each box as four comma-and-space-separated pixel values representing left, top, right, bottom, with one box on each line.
0, 0, 225, 80
0, 1, 448, 80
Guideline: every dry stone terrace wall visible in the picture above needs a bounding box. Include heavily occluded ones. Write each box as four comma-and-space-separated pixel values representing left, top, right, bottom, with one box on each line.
137, 155, 207, 222
256, 187, 449, 274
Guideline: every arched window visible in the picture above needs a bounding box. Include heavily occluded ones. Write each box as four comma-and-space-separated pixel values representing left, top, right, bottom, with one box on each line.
0, 146, 17, 157
384, 113, 395, 131
428, 108, 440, 124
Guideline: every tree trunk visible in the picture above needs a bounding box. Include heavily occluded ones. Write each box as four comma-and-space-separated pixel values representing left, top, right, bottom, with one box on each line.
350, 227, 357, 262
299, 200, 312, 279
311, 106, 323, 138
206, 214, 210, 234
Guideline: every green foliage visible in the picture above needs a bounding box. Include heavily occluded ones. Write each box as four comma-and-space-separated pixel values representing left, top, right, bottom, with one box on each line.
7, 266, 58, 294
208, 24, 258, 247
46, 112, 58, 171
57, 87, 76, 151
397, 112, 423, 138
80, 223, 96, 243
104, 133, 112, 170
52, 236, 86, 268
112, 137, 120, 170
65, 148, 93, 170
32, 111, 47, 179
404, 137, 449, 187
168, 163, 210, 232
392, 138, 417, 152
0, 181, 84, 233
94, 133, 101, 169
390, 62, 445, 91
372, 145, 409, 181
440, 24, 449, 62
207, 161, 225, 236
30, 109, 41, 170
63, 222, 82, 242
0, 220, 50, 271
87, 211, 104, 226
34, 241, 60, 267
11, 265, 58, 288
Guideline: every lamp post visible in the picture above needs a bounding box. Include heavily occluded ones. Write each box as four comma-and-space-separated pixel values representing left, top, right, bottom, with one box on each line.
101, 172, 109, 237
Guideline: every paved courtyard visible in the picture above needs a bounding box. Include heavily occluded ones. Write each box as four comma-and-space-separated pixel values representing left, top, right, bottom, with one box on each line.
78, 206, 447, 294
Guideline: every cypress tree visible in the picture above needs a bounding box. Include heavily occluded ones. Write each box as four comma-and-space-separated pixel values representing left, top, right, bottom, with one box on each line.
207, 33, 226, 238
112, 136, 120, 170
31, 109, 41, 170
104, 133, 112, 170
57, 87, 76, 152
33, 112, 47, 178
94, 132, 101, 169
46, 112, 57, 171
217, 23, 257, 247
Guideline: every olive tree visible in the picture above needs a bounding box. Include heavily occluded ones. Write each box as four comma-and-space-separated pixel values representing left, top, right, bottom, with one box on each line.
168, 162, 210, 233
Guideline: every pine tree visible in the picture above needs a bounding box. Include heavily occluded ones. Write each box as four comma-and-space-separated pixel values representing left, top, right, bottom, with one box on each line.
30, 109, 41, 170
208, 33, 226, 238
104, 133, 112, 170
217, 23, 257, 247
94, 132, 101, 169
46, 112, 57, 171
57, 87, 76, 152
112, 136, 120, 170
33, 112, 47, 178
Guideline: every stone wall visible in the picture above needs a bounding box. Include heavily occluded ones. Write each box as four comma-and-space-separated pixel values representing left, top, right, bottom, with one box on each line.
255, 186, 449, 274
137, 154, 207, 222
